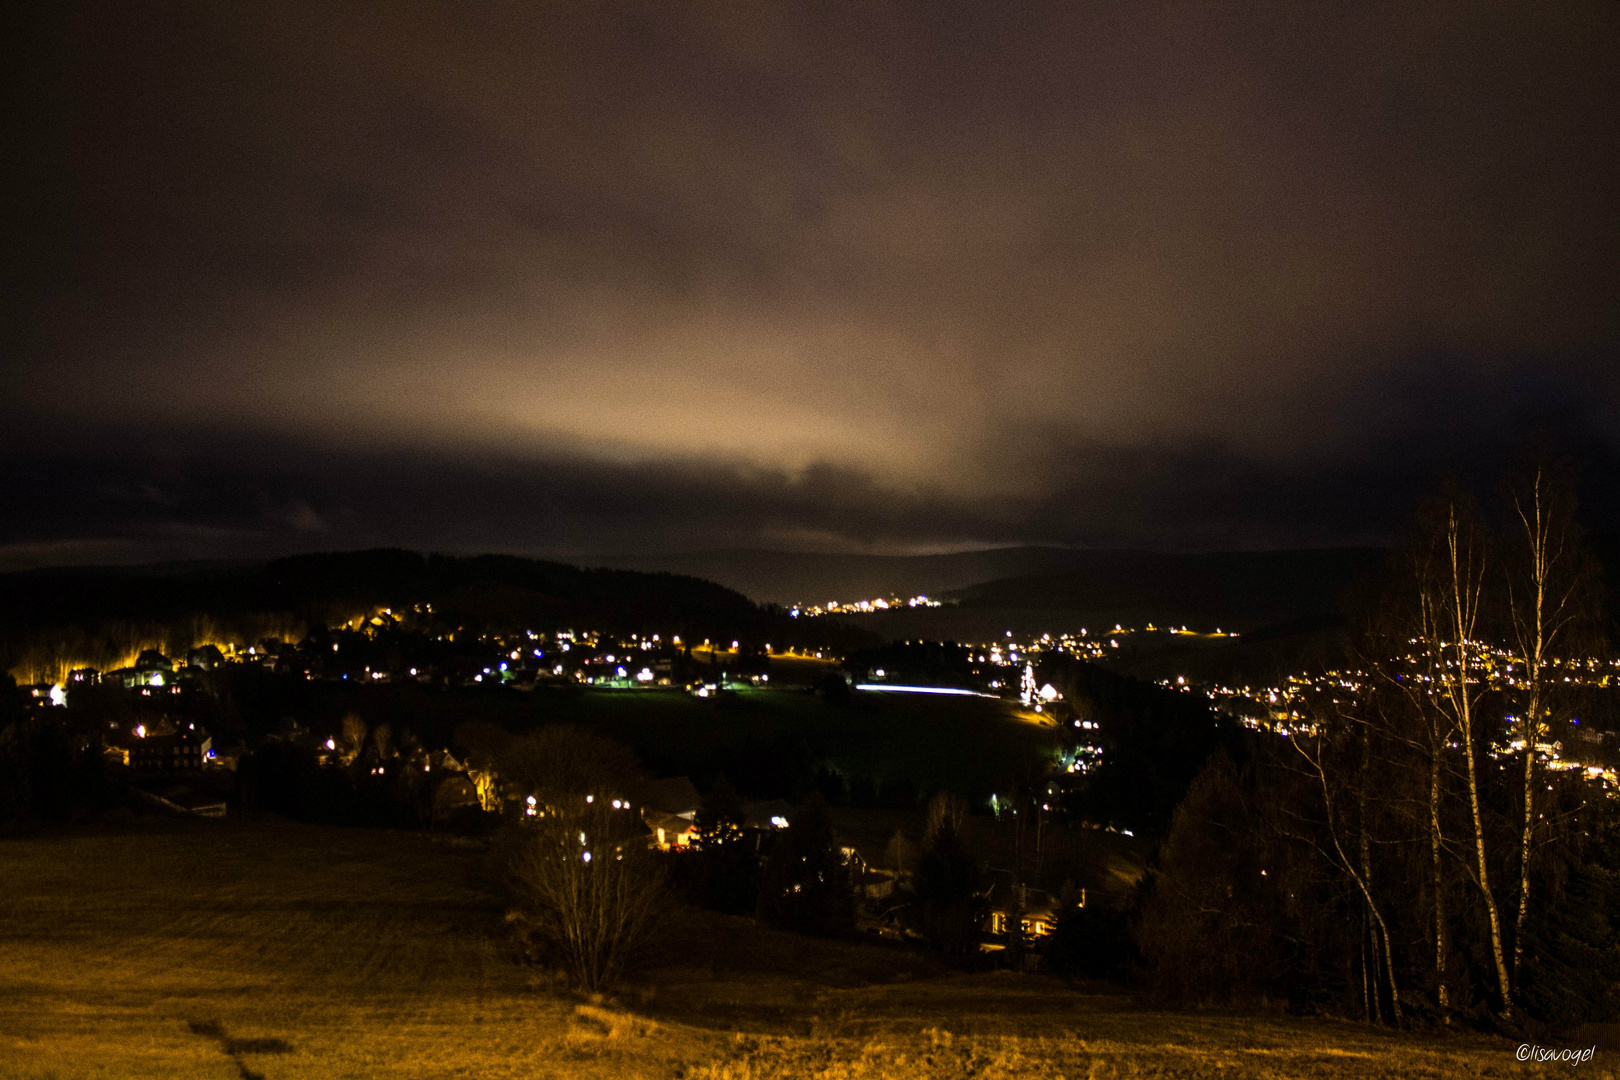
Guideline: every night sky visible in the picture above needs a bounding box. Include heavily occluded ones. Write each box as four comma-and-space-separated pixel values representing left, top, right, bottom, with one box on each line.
6, 2, 1619, 569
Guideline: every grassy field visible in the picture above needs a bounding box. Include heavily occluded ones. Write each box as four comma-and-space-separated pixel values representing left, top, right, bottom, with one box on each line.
538, 687, 1061, 798
0, 821, 1580, 1079
216, 677, 1064, 802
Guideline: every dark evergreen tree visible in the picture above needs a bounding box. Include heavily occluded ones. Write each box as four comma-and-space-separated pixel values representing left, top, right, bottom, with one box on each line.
912, 792, 985, 956
756, 791, 854, 936
1517, 809, 1620, 1026
1136, 751, 1294, 1005
690, 775, 758, 914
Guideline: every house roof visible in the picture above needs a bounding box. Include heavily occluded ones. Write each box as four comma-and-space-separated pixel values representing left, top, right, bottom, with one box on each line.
985, 874, 1060, 919
637, 776, 701, 817
642, 809, 698, 836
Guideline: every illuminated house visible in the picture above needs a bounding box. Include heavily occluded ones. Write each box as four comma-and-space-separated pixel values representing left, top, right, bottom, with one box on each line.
984, 875, 1065, 941
644, 809, 699, 850
637, 776, 701, 849
121, 650, 175, 690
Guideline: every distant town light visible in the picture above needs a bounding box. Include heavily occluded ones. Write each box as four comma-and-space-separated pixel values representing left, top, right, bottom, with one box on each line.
770, 815, 789, 828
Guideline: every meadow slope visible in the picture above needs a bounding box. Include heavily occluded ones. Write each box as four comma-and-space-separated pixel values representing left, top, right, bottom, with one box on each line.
0, 821, 1579, 1079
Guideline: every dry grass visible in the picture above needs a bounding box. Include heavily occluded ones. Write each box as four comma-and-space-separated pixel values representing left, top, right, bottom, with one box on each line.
0, 821, 1588, 1078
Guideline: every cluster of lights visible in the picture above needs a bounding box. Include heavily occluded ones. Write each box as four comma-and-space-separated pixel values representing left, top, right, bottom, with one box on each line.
790, 594, 942, 617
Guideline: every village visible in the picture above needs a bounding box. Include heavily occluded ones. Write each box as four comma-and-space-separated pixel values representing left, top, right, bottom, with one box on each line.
12, 612, 1135, 966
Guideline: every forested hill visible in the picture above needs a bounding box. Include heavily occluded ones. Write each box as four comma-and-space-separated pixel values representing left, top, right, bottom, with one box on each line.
944, 547, 1390, 632
0, 549, 874, 679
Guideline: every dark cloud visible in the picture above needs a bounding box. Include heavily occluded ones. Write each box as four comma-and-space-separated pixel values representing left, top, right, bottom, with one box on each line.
5, 2, 1620, 564
3, 371, 1615, 572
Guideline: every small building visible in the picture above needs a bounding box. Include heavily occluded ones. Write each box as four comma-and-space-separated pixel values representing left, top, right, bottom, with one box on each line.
123, 650, 176, 689
187, 644, 225, 670
644, 809, 699, 850
24, 683, 63, 706
130, 728, 212, 774
984, 875, 1064, 942
638, 776, 702, 850
432, 775, 483, 824
134, 649, 173, 673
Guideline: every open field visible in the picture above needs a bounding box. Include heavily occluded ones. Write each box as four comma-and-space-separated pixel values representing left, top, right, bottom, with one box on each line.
0, 821, 1578, 1079
546, 687, 1060, 799
221, 680, 1064, 801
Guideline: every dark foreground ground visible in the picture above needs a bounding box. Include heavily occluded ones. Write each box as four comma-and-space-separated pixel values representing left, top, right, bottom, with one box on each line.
0, 820, 1586, 1079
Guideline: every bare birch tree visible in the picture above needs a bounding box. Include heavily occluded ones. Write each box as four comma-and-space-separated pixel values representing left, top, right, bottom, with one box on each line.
1294, 724, 1402, 1023
1420, 495, 1513, 1016
1359, 555, 1456, 1014
1502, 462, 1601, 982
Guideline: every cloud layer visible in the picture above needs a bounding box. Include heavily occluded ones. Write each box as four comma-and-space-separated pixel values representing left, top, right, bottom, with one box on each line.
6, 1, 1619, 563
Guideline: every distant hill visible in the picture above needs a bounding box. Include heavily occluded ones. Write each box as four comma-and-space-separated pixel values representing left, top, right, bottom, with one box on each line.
616, 546, 1388, 635
944, 548, 1390, 632
788, 548, 1389, 689
0, 550, 874, 683
609, 546, 1112, 607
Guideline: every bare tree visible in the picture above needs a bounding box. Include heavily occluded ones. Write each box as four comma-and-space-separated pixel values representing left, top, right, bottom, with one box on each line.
338, 713, 368, 765
1502, 461, 1602, 982
507, 797, 668, 992
1420, 495, 1512, 1016
500, 725, 645, 801
1293, 720, 1402, 1024
1359, 558, 1457, 1014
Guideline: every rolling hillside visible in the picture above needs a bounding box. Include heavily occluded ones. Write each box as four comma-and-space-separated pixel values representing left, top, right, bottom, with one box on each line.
0, 550, 874, 682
